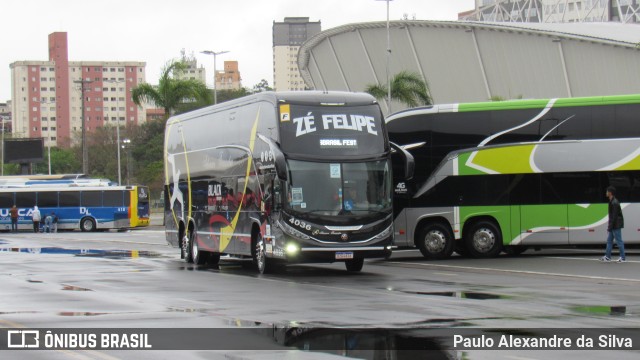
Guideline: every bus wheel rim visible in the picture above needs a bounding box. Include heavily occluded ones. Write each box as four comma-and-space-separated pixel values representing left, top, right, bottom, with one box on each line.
256, 238, 265, 272
473, 228, 495, 253
192, 234, 198, 260
425, 230, 446, 253
182, 235, 189, 258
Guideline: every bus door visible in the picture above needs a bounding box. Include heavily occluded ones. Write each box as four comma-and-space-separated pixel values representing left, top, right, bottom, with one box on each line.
517, 174, 569, 245
567, 173, 605, 245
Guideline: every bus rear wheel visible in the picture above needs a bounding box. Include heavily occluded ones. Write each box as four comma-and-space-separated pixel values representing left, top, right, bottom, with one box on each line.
181, 232, 193, 263
80, 217, 96, 232
345, 258, 364, 272
503, 245, 527, 256
465, 221, 502, 258
191, 232, 209, 265
417, 223, 454, 260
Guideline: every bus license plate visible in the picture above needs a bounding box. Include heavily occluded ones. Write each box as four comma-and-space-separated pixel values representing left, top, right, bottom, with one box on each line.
336, 252, 353, 260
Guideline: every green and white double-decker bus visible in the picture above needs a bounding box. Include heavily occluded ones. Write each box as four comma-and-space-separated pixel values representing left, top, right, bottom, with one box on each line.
386, 94, 640, 259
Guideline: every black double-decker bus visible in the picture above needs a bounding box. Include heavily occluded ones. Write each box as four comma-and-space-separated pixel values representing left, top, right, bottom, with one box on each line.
164, 91, 412, 273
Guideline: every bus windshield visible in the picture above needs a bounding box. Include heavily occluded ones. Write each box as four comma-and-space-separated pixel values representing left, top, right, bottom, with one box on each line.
285, 159, 392, 218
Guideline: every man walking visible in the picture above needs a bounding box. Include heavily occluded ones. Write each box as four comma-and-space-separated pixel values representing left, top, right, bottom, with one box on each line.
600, 186, 626, 263
31, 206, 41, 233
9, 205, 18, 233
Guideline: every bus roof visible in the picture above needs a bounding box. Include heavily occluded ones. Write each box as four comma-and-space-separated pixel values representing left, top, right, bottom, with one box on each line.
386, 93, 640, 121
167, 91, 378, 124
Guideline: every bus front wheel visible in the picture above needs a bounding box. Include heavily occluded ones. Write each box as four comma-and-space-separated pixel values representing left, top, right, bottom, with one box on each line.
465, 221, 502, 258
417, 223, 454, 260
254, 234, 269, 274
80, 217, 96, 232
345, 258, 364, 272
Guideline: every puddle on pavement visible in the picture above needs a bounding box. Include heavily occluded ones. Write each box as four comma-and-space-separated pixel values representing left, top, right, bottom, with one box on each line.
58, 312, 108, 317
268, 325, 454, 358
0, 247, 164, 259
573, 305, 627, 316
398, 290, 510, 300
62, 284, 93, 291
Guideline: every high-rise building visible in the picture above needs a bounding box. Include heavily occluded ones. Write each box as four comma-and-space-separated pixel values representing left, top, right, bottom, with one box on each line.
460, 0, 639, 23
273, 17, 321, 91
175, 49, 207, 84
10, 32, 146, 148
215, 61, 242, 90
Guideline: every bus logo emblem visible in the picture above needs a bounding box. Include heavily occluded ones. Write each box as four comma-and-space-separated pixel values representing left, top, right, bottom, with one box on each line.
341, 233, 348, 241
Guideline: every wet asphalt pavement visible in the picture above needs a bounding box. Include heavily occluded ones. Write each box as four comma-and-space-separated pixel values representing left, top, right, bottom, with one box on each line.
1, 225, 639, 359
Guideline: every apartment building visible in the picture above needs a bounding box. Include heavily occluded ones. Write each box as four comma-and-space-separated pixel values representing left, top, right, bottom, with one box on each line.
273, 17, 321, 91
10, 32, 146, 148
215, 61, 242, 90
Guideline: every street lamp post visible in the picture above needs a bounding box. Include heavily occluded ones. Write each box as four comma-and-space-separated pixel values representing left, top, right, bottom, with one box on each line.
200, 50, 229, 104
376, 0, 393, 114
106, 79, 124, 185
33, 99, 53, 175
74, 79, 93, 175
122, 138, 131, 184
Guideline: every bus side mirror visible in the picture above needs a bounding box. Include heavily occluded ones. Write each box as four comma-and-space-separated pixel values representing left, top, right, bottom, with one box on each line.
273, 181, 283, 211
390, 142, 415, 180
258, 134, 288, 181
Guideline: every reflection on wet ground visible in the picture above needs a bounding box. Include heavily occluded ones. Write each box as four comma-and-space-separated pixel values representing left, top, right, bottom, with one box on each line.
573, 305, 628, 316
269, 325, 455, 359
0, 247, 165, 259
62, 284, 93, 291
393, 289, 510, 300
58, 312, 108, 317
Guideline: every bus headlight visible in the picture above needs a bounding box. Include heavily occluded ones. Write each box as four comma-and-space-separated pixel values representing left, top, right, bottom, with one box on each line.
286, 243, 299, 255
373, 225, 393, 240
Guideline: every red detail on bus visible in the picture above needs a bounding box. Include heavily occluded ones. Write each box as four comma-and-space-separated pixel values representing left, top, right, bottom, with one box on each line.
399, 229, 405, 235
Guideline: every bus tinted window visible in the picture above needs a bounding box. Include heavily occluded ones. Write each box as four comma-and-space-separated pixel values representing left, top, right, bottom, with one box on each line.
104, 191, 123, 207
59, 192, 80, 207
37, 191, 58, 207
16, 192, 36, 208
81, 191, 102, 207
124, 191, 130, 206
0, 193, 14, 208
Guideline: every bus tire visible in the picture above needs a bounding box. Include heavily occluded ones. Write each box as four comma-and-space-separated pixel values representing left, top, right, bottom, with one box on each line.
182, 232, 193, 263
80, 217, 96, 232
454, 240, 468, 257
254, 234, 269, 274
208, 253, 221, 266
503, 245, 527, 256
191, 232, 209, 265
345, 258, 364, 272
416, 223, 454, 260
465, 220, 502, 258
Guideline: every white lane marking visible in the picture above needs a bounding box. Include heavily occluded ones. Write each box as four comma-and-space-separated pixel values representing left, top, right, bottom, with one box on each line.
386, 261, 640, 282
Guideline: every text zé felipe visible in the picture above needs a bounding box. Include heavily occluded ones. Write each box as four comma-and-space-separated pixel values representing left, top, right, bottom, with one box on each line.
454, 334, 633, 349
40, 331, 151, 349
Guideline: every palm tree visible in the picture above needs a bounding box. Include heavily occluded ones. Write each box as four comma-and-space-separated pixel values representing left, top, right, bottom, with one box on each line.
132, 60, 213, 117
365, 71, 432, 109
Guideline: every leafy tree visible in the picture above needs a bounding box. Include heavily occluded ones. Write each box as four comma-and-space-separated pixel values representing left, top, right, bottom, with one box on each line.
252, 79, 273, 93
131, 60, 213, 116
365, 71, 432, 108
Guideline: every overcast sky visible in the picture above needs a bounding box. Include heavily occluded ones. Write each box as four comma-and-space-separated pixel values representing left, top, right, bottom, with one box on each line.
1, 0, 474, 101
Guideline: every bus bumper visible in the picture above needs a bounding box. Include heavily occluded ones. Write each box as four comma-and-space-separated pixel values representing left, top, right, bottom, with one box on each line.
277, 245, 393, 264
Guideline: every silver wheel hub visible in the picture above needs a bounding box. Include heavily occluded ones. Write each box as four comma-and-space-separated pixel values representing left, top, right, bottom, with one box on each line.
425, 230, 446, 253
473, 228, 495, 253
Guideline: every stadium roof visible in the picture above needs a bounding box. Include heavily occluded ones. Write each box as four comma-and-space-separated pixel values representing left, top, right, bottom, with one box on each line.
298, 20, 640, 114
